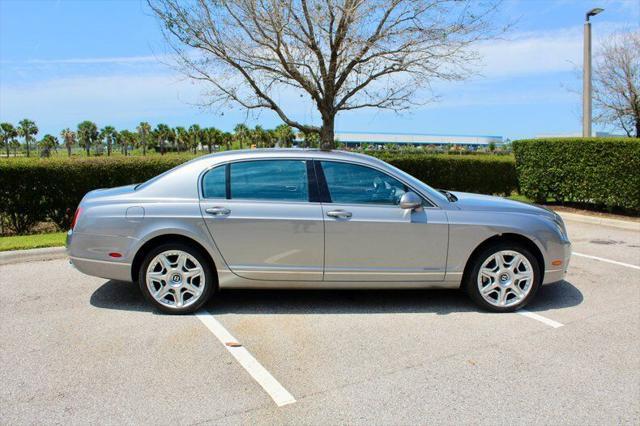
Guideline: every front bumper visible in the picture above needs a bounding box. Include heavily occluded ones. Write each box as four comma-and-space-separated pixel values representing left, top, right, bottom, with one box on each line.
542, 240, 572, 285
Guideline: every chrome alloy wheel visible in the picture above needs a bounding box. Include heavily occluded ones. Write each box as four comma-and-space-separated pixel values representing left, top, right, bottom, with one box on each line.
477, 250, 534, 307
145, 250, 205, 310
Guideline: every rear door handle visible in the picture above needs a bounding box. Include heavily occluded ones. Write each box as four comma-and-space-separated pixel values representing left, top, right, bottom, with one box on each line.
205, 207, 231, 216
326, 209, 352, 219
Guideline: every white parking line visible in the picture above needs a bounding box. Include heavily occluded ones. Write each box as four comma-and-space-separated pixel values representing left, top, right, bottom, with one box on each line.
517, 310, 564, 328
573, 252, 640, 271
196, 311, 296, 407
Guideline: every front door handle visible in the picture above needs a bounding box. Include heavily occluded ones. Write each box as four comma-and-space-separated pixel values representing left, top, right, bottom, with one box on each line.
205, 207, 231, 216
326, 209, 352, 219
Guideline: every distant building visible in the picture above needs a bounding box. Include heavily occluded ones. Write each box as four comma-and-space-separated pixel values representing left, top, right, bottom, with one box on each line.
534, 131, 623, 138
296, 131, 503, 148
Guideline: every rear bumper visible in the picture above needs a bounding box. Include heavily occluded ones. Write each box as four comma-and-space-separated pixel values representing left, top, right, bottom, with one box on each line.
543, 240, 572, 285
67, 229, 134, 282
69, 256, 132, 282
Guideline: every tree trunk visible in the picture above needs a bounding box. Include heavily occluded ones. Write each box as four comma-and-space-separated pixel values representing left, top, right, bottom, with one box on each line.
319, 115, 335, 151
161, 138, 165, 155
86, 142, 90, 156
67, 145, 71, 157
5, 142, 9, 158
143, 140, 147, 156
107, 141, 111, 156
636, 119, 640, 138
208, 143, 212, 153
26, 137, 30, 157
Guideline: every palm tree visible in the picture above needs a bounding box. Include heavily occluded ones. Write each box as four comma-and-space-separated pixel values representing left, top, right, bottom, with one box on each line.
298, 130, 319, 148
17, 119, 38, 157
251, 125, 265, 148
222, 132, 233, 151
77, 121, 99, 156
0, 124, 6, 158
60, 128, 76, 157
153, 124, 172, 155
119, 130, 138, 156
39, 134, 59, 157
1, 122, 17, 157
274, 124, 295, 147
100, 126, 117, 156
174, 126, 188, 152
137, 122, 151, 155
202, 128, 215, 153
187, 124, 202, 154
208, 127, 223, 152
234, 123, 249, 150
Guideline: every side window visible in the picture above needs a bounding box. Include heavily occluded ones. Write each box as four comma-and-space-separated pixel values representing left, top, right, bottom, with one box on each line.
202, 165, 226, 199
320, 161, 408, 205
230, 160, 309, 202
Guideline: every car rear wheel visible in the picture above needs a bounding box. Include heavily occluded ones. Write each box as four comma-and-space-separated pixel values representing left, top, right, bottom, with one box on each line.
465, 243, 541, 312
138, 243, 215, 314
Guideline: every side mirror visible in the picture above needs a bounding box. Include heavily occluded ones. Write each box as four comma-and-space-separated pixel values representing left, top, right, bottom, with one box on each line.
399, 192, 422, 210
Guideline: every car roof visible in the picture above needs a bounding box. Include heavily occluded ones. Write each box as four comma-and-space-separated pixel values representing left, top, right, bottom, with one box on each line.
188, 148, 381, 165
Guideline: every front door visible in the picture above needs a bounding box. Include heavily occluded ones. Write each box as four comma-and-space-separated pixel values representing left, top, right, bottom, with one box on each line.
200, 159, 324, 281
318, 160, 448, 281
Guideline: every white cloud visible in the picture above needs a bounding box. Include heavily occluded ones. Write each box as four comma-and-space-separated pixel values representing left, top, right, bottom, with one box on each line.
0, 73, 199, 129
475, 23, 630, 78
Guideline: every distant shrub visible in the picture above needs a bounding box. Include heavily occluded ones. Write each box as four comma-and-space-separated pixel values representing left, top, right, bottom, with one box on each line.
513, 138, 640, 212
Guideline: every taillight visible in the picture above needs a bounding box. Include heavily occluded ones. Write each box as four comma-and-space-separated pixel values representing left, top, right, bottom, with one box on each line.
71, 207, 83, 230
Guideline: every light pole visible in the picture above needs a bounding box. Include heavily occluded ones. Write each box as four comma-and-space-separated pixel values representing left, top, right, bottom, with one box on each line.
583, 7, 604, 137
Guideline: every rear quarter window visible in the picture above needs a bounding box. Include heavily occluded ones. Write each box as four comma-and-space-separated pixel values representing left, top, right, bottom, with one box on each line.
202, 166, 226, 198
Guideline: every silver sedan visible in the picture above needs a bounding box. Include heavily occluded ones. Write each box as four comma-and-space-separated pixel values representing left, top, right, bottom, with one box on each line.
66, 149, 571, 314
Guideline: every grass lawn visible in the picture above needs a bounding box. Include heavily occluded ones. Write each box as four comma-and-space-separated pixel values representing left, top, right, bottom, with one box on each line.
507, 194, 535, 203
0, 232, 66, 252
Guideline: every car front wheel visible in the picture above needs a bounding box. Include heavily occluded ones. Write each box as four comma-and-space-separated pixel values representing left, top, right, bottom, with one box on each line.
465, 243, 541, 312
138, 243, 215, 314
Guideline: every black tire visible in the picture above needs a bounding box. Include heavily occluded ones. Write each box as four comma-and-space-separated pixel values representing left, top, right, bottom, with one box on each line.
138, 242, 216, 314
464, 242, 541, 313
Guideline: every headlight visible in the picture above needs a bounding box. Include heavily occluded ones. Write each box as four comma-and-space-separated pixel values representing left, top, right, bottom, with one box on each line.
552, 213, 568, 241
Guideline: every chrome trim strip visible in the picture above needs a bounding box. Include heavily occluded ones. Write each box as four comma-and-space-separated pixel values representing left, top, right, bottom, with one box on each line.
325, 271, 444, 275
69, 256, 132, 267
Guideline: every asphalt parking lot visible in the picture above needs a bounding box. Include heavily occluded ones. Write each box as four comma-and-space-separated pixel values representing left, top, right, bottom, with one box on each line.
2, 217, 639, 425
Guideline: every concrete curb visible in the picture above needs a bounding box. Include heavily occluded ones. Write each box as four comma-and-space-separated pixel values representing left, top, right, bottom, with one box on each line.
0, 246, 67, 266
558, 212, 640, 231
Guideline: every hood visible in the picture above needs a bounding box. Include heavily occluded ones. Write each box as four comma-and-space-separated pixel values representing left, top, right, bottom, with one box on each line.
450, 191, 555, 219
81, 184, 137, 203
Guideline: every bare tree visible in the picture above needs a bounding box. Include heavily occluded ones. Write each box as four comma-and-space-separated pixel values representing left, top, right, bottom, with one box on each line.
593, 31, 640, 138
149, 0, 501, 149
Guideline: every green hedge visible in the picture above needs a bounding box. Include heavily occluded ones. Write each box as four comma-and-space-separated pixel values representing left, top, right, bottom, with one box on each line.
374, 153, 517, 196
0, 153, 517, 234
513, 138, 640, 211
0, 156, 191, 234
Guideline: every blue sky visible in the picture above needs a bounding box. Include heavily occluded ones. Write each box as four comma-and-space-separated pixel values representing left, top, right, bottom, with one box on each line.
1, 0, 638, 140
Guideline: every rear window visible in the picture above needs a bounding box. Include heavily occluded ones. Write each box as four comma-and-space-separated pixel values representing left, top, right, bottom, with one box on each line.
230, 160, 308, 202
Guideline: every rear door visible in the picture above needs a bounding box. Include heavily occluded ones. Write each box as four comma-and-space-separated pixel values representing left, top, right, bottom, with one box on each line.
199, 159, 324, 281
318, 160, 448, 282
